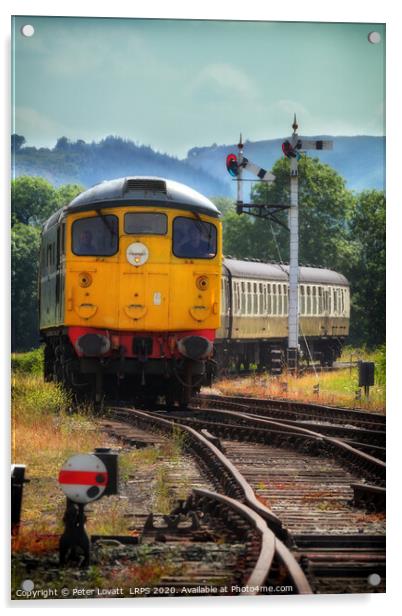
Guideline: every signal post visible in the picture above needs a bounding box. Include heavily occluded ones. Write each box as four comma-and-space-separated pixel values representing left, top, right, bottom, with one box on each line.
284, 116, 333, 371
227, 116, 333, 373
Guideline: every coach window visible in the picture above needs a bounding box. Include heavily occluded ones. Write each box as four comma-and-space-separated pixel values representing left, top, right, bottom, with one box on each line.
125, 212, 167, 235
299, 286, 305, 315
253, 282, 258, 315
247, 282, 252, 315
173, 217, 217, 259
259, 283, 264, 314
312, 286, 317, 315
318, 287, 323, 314
72, 215, 118, 256
277, 284, 282, 315
241, 282, 246, 315
267, 284, 272, 315
306, 286, 311, 315
235, 282, 241, 315
284, 284, 288, 315
272, 284, 277, 315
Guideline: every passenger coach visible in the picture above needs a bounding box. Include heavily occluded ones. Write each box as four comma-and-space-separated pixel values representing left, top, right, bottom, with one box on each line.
216, 259, 350, 371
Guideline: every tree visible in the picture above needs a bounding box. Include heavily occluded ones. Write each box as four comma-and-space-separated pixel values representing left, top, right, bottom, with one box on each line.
55, 136, 70, 151
250, 156, 355, 269
11, 176, 57, 226
56, 183, 84, 207
11, 223, 41, 350
11, 134, 26, 152
344, 190, 385, 347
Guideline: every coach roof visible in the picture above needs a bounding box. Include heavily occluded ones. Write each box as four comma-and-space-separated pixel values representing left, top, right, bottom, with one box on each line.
64, 176, 220, 218
223, 258, 349, 286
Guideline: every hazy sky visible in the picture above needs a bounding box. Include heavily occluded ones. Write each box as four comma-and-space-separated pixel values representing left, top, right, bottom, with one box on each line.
12, 16, 385, 157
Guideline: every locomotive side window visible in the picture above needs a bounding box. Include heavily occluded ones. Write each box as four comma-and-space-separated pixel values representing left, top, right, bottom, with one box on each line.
72, 215, 118, 256
173, 217, 217, 259
124, 212, 167, 235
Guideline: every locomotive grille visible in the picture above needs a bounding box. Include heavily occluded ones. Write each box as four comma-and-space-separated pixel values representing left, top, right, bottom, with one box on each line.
124, 179, 167, 195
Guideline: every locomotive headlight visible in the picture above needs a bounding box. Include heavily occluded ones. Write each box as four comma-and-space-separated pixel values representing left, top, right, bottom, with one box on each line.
78, 272, 92, 288
126, 242, 149, 267
196, 275, 209, 291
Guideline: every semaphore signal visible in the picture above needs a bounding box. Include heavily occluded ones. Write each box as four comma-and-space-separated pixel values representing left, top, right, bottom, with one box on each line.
228, 116, 333, 371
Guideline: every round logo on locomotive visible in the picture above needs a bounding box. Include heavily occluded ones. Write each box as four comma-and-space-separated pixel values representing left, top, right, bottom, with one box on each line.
126, 242, 149, 267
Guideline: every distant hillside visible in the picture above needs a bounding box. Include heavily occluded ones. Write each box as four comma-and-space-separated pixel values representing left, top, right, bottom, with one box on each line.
13, 134, 384, 198
12, 135, 230, 198
185, 136, 385, 195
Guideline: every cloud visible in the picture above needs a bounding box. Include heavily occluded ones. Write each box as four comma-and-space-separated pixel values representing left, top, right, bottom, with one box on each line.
187, 63, 260, 102
14, 107, 68, 145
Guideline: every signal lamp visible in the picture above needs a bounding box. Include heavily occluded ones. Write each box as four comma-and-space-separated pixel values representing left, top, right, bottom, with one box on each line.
226, 153, 239, 177
282, 140, 297, 158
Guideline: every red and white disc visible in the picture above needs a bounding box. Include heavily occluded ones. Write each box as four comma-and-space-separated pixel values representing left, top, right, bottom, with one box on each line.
58, 454, 108, 504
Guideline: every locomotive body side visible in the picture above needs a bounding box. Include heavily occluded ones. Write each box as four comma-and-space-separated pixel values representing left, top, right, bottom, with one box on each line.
39, 177, 222, 404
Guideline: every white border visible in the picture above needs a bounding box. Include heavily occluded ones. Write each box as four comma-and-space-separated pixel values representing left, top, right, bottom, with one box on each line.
2, 1, 399, 614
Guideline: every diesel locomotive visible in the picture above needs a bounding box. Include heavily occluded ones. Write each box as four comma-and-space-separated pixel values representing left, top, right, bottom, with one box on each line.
39, 175, 350, 405
39, 177, 222, 404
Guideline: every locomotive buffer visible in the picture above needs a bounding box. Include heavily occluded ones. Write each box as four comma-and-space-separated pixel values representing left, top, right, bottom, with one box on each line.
228, 117, 333, 371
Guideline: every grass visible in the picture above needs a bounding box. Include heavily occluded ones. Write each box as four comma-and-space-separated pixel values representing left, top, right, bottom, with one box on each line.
11, 353, 193, 556
11, 371, 111, 552
216, 365, 385, 413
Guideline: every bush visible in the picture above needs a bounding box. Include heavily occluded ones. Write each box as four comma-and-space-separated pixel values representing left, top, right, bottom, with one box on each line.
374, 345, 386, 386
11, 348, 43, 375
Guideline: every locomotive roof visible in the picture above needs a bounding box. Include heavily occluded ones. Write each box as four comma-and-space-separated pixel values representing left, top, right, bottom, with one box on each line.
62, 176, 220, 218
223, 258, 349, 286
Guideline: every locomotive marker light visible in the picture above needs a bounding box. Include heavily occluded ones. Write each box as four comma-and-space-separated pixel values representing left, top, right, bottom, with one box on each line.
58, 451, 119, 566
285, 116, 333, 371
126, 241, 149, 266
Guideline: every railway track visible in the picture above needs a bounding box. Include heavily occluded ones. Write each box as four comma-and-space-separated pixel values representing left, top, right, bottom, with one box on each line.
196, 393, 385, 431
101, 404, 385, 594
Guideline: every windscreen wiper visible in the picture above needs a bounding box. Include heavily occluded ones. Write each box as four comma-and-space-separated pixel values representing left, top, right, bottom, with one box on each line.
95, 208, 117, 236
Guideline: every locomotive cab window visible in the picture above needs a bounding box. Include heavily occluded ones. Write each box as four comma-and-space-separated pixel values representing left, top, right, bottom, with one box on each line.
173, 217, 217, 259
72, 215, 118, 256
124, 212, 167, 235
